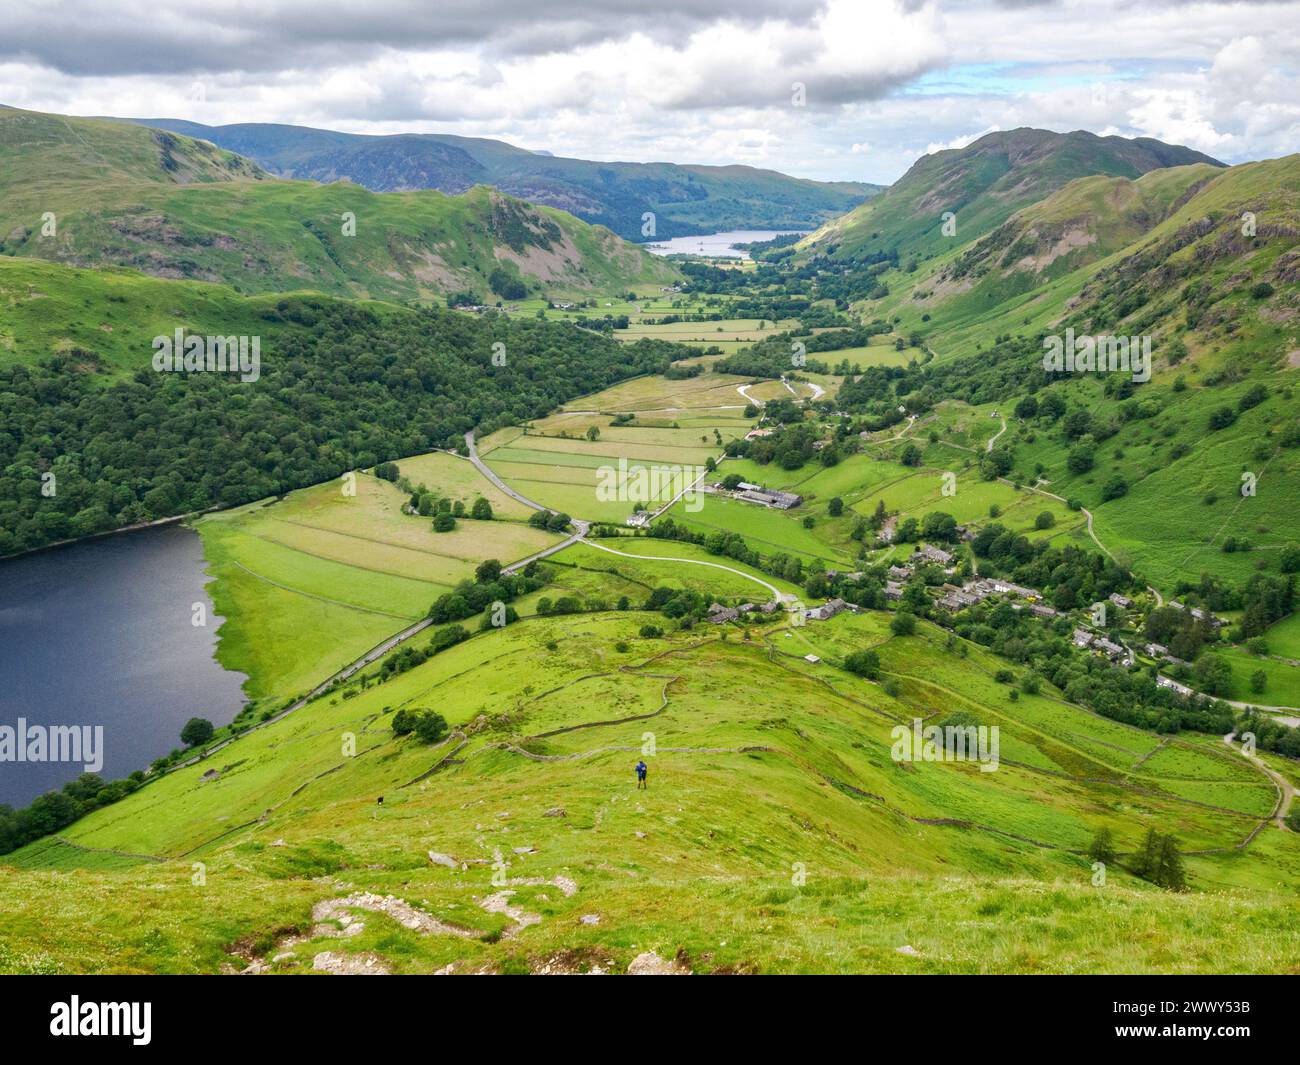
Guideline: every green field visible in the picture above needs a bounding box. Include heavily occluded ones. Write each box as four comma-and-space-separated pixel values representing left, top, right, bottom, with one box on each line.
197, 466, 560, 699
484, 379, 757, 522
4, 607, 1296, 974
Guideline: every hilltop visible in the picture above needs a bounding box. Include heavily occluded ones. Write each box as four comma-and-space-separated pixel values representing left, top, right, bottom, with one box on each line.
0, 107, 678, 302
114, 116, 884, 242
799, 128, 1223, 264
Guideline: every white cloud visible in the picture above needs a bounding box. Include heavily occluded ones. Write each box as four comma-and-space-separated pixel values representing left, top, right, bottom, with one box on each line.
1, 0, 1297, 184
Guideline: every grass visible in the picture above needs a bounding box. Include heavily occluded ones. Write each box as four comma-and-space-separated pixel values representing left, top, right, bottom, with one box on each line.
0, 107, 680, 304
196, 465, 560, 699
483, 388, 756, 522
3, 607, 1297, 973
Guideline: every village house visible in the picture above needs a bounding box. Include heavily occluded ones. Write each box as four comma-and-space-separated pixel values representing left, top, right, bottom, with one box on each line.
1109, 592, 1132, 609
888, 565, 911, 582
805, 598, 851, 621
706, 603, 740, 624
885, 581, 905, 601
916, 543, 954, 566
735, 486, 803, 510
990, 579, 1039, 599
1093, 637, 1132, 665
1169, 601, 1226, 628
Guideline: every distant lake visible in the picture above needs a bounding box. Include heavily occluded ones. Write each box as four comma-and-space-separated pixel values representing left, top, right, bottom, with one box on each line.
0, 524, 247, 807
641, 229, 807, 259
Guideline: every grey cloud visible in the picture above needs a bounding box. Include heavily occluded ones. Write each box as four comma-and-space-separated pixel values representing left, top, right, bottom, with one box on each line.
2, 0, 831, 76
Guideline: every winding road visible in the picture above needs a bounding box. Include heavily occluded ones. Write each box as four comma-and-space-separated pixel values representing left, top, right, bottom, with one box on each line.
463, 430, 591, 575
583, 539, 795, 604
1224, 732, 1295, 829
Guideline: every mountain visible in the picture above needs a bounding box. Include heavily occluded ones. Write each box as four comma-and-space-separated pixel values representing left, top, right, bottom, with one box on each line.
799, 128, 1224, 264
115, 117, 884, 241
0, 107, 679, 301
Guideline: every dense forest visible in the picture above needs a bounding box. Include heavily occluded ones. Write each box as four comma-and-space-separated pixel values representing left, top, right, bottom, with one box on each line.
0, 298, 682, 557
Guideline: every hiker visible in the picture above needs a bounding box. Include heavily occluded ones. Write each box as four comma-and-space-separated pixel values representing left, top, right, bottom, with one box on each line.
635, 760, 648, 790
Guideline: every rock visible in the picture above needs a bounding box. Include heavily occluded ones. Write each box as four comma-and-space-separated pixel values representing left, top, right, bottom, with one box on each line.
311, 950, 392, 975
512, 846, 537, 855
542, 807, 566, 818
627, 950, 689, 976
635, 830, 647, 839
428, 850, 459, 869
895, 945, 921, 957
580, 914, 600, 925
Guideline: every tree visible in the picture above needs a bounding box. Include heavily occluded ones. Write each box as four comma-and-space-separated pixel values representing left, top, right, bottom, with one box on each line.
470, 497, 494, 521
1100, 476, 1128, 502
890, 611, 916, 636
843, 649, 880, 679
1034, 511, 1055, 530
1066, 439, 1094, 474
586, 426, 601, 441
475, 559, 502, 583
827, 496, 844, 517
1131, 827, 1162, 880
180, 717, 214, 747
899, 443, 922, 466
1087, 826, 1116, 866
433, 512, 456, 532
1155, 834, 1187, 891
414, 712, 450, 745
1250, 669, 1268, 694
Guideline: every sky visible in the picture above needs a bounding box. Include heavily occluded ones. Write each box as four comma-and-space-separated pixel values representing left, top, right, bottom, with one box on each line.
2, 0, 1298, 184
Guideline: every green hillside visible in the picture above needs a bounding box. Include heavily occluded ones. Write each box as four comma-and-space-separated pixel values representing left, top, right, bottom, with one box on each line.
117, 116, 884, 241
799, 128, 1222, 264
0, 107, 679, 301
2, 118, 1298, 977
3, 601, 1297, 973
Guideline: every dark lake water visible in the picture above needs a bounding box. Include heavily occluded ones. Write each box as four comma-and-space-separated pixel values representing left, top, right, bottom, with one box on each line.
0, 524, 247, 807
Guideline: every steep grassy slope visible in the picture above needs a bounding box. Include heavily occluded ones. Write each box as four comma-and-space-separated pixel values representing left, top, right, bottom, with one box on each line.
805, 155, 1300, 595
0, 104, 266, 188
119, 117, 883, 240
3, 605, 1296, 973
0, 107, 679, 300
800, 128, 1222, 264
0, 257, 298, 373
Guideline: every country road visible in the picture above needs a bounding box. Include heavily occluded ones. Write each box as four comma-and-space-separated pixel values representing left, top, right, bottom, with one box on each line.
464, 430, 590, 574
1224, 732, 1295, 829
584, 540, 795, 603
986, 414, 1007, 452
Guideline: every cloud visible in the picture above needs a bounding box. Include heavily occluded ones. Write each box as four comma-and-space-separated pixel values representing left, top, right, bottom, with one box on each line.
1, 0, 832, 76
1, 0, 1297, 184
